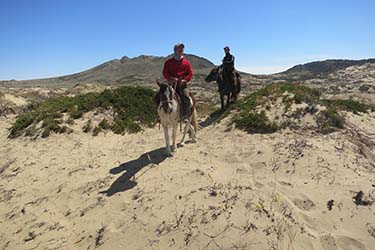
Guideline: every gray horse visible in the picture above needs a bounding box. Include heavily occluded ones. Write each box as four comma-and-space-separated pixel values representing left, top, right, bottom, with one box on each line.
156, 81, 197, 156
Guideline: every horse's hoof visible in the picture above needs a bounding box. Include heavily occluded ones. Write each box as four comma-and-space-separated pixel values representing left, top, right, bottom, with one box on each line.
171, 146, 177, 152
164, 150, 173, 157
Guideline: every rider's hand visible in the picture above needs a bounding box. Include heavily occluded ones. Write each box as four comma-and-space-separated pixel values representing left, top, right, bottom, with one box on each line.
168, 78, 178, 86
179, 79, 187, 87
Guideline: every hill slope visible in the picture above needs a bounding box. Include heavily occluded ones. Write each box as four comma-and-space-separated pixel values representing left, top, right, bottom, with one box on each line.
284, 58, 375, 76
253, 58, 375, 95
0, 54, 215, 88
3, 56, 375, 96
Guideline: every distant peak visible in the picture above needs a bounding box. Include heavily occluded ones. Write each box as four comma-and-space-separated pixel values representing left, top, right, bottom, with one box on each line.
120, 56, 129, 61
136, 55, 151, 59
284, 58, 375, 75
134, 55, 164, 60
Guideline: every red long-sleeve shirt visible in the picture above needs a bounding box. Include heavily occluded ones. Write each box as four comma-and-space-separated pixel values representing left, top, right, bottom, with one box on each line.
162, 57, 193, 83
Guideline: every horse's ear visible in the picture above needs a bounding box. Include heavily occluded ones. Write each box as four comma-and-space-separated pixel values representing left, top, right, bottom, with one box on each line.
156, 80, 161, 86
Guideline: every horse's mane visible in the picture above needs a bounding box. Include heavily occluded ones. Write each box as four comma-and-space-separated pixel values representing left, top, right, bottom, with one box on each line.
159, 82, 169, 92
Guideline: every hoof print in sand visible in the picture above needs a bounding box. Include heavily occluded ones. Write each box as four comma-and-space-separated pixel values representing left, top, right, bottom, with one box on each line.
293, 197, 316, 211
320, 235, 338, 250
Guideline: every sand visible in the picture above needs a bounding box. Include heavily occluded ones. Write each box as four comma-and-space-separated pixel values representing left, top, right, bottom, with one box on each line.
1, 112, 375, 250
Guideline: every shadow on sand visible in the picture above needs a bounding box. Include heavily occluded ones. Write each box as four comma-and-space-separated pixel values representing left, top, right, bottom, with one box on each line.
100, 148, 167, 196
100, 109, 224, 197
199, 109, 224, 128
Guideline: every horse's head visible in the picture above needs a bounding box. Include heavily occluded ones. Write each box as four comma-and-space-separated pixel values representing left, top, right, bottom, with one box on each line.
205, 67, 220, 82
157, 81, 174, 113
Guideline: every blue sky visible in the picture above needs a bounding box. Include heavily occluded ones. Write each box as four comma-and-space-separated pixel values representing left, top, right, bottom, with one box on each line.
0, 0, 374, 80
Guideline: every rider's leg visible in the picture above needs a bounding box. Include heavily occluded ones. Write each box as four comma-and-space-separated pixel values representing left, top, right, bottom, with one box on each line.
229, 68, 235, 89
177, 86, 191, 119
182, 88, 191, 119
225, 67, 236, 92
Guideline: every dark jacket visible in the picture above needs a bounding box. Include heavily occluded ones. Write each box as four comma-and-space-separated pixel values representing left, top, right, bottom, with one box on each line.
222, 53, 235, 70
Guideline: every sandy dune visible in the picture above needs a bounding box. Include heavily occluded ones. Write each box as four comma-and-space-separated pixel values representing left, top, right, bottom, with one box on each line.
1, 112, 375, 250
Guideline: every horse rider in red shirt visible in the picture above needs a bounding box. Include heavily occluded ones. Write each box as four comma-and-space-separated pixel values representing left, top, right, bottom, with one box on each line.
162, 43, 193, 120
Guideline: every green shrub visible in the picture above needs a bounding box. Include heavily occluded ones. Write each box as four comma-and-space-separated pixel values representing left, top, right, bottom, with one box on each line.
66, 118, 75, 125
82, 120, 92, 133
98, 118, 111, 130
229, 83, 319, 133
229, 83, 348, 134
234, 111, 278, 134
233, 83, 321, 114
321, 99, 373, 114
8, 86, 158, 138
8, 112, 37, 138
316, 108, 345, 134
92, 126, 102, 136
111, 119, 142, 135
69, 106, 83, 119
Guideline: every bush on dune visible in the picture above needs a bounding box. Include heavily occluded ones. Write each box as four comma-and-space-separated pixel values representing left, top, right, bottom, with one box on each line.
234, 110, 278, 134
229, 83, 373, 134
8, 86, 158, 138
321, 99, 374, 114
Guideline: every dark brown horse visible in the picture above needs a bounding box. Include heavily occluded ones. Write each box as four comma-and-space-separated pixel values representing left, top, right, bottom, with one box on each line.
205, 66, 241, 110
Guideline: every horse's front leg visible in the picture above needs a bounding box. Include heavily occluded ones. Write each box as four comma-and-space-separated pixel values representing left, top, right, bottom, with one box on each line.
226, 94, 230, 107
232, 91, 238, 102
220, 94, 225, 111
180, 120, 190, 146
163, 126, 172, 156
235, 77, 241, 99
230, 91, 236, 103
171, 124, 177, 152
188, 123, 197, 143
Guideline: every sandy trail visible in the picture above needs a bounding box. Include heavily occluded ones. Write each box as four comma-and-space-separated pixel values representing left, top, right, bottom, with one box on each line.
1, 113, 375, 250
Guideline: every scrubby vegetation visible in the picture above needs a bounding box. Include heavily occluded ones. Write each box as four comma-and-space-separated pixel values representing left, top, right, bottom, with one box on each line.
8, 82, 373, 138
8, 86, 158, 138
229, 83, 373, 134
234, 110, 278, 134
316, 108, 345, 134
196, 101, 218, 118
321, 99, 374, 114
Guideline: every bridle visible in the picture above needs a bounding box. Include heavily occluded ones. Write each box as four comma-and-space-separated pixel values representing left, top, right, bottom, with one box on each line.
159, 83, 178, 114
160, 85, 175, 105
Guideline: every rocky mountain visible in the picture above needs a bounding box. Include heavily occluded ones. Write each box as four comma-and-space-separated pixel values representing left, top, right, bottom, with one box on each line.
2, 56, 375, 97
0, 54, 215, 88
284, 58, 375, 76
249, 59, 375, 96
